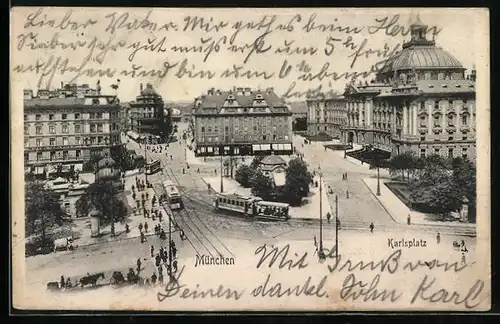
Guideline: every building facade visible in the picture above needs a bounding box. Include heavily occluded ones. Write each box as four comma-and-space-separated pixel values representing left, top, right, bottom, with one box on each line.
129, 83, 167, 144
193, 87, 293, 156
24, 83, 123, 177
341, 16, 476, 160
306, 95, 347, 139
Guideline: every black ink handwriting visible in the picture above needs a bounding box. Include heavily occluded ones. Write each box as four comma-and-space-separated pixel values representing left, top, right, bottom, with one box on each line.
410, 275, 485, 309
340, 273, 402, 302
347, 38, 400, 69
254, 244, 309, 271
183, 16, 228, 33
326, 248, 401, 274
251, 274, 328, 298
157, 266, 244, 301
230, 15, 276, 44
104, 11, 160, 34
368, 14, 442, 38
24, 8, 97, 31
302, 13, 363, 35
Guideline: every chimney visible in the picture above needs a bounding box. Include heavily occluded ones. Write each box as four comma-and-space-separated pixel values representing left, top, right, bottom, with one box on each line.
266, 87, 274, 93
140, 83, 143, 92
244, 87, 252, 96
207, 88, 214, 95
236, 87, 244, 95
23, 89, 33, 100
61, 81, 64, 89
216, 89, 221, 95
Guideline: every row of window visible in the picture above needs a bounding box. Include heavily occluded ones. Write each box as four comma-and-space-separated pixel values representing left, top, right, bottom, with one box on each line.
200, 134, 289, 142
24, 112, 120, 121
25, 150, 82, 162
201, 124, 288, 133
25, 136, 115, 147
198, 116, 289, 123
419, 147, 469, 158
25, 123, 119, 135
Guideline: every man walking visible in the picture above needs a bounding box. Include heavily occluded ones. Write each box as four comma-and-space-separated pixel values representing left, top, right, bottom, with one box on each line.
369, 222, 374, 233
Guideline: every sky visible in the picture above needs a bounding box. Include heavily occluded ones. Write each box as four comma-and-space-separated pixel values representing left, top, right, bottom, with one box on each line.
11, 7, 487, 103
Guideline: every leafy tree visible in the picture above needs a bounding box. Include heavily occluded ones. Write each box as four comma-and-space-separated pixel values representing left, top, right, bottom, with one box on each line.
235, 164, 255, 188
250, 156, 264, 169
282, 158, 313, 205
293, 117, 307, 131
410, 169, 460, 218
82, 152, 103, 172
249, 169, 274, 199
75, 182, 127, 233
25, 182, 70, 244
111, 145, 135, 172
451, 157, 476, 222
424, 154, 451, 171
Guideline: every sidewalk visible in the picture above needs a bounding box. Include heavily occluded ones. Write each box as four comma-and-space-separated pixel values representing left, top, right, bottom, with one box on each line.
71, 173, 177, 247
362, 177, 475, 228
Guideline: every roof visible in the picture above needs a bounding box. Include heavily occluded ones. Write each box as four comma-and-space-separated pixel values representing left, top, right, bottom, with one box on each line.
416, 79, 475, 94
24, 96, 119, 108
260, 155, 286, 166
195, 89, 290, 115
288, 101, 308, 114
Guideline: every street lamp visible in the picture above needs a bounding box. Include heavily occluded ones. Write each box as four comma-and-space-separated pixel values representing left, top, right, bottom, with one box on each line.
376, 163, 381, 196
318, 165, 325, 260
335, 194, 339, 260
220, 150, 224, 193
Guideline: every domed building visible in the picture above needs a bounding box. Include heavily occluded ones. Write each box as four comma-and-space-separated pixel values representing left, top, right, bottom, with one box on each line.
341, 15, 476, 161
95, 157, 124, 191
129, 83, 167, 144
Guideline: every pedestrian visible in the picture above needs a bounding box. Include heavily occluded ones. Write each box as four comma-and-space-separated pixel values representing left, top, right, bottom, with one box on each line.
170, 155, 173, 160
183, 168, 185, 174
137, 258, 142, 272
60, 275, 65, 289
369, 222, 374, 233
65, 277, 72, 288
125, 223, 130, 233
326, 212, 331, 223
146, 192, 149, 200
158, 273, 164, 285
172, 245, 177, 259
436, 232, 441, 244
132, 192, 136, 200
158, 211, 163, 222
179, 229, 185, 241
407, 213, 411, 225
159, 246, 164, 259
152, 212, 156, 221
158, 265, 163, 275
151, 272, 158, 285
138, 223, 143, 233
145, 222, 148, 233
140, 231, 146, 243
163, 251, 168, 264
160, 228, 166, 240
215, 169, 217, 174
461, 253, 467, 265
150, 245, 154, 257
345, 173, 348, 180
314, 236, 318, 248
346, 190, 349, 199
155, 254, 161, 267
173, 260, 178, 273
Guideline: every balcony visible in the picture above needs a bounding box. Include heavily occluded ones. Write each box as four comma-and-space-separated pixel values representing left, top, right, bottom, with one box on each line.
418, 126, 428, 134
446, 126, 456, 134
460, 125, 471, 133
432, 126, 442, 134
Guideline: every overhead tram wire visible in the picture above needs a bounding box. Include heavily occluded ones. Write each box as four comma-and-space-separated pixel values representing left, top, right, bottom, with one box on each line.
165, 167, 233, 258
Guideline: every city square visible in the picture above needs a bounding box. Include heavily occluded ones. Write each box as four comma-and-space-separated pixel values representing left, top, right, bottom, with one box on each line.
14, 9, 488, 311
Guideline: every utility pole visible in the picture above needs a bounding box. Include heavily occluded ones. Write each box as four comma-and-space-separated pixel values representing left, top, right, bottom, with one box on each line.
144, 138, 148, 183
168, 211, 172, 277
220, 152, 224, 193
335, 194, 338, 260
318, 165, 325, 260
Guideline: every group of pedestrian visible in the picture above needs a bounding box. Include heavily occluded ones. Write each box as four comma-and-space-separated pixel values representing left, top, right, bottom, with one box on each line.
341, 172, 348, 180
59, 275, 73, 289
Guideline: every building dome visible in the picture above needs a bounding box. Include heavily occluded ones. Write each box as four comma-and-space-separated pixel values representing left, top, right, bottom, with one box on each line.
380, 46, 463, 74
97, 157, 116, 169
96, 167, 120, 182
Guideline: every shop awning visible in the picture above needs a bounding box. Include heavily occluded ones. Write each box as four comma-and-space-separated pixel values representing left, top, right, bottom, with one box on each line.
252, 144, 261, 151
261, 144, 271, 151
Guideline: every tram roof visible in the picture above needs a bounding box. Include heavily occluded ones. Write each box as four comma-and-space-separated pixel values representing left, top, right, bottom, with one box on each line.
256, 201, 290, 208
217, 193, 255, 201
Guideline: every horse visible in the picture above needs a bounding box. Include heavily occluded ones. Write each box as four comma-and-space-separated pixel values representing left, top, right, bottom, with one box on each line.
80, 272, 105, 288
452, 240, 462, 251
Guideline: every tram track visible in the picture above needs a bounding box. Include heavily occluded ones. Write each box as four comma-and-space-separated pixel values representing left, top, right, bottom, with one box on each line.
163, 168, 234, 259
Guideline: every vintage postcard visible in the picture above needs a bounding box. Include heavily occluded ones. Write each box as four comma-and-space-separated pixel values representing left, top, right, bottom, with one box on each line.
10, 7, 490, 311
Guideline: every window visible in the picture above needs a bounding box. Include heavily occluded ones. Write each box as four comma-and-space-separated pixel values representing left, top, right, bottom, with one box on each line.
263, 135, 267, 140
49, 114, 54, 120
225, 126, 229, 132
97, 124, 103, 132
24, 126, 29, 135
36, 114, 41, 121
50, 151, 56, 161
208, 126, 212, 132
36, 126, 42, 134
420, 116, 426, 127
420, 149, 426, 157
49, 126, 55, 134
253, 126, 257, 131
90, 113, 96, 119
433, 116, 440, 127
97, 112, 103, 119
62, 124, 69, 133
201, 127, 205, 133
24, 139, 29, 147
98, 136, 103, 144
62, 114, 67, 120
37, 152, 42, 161
63, 151, 69, 160
24, 153, 29, 162
448, 115, 454, 126
462, 115, 468, 125
90, 124, 96, 132
273, 134, 277, 140
63, 137, 68, 145
36, 138, 42, 147
434, 148, 440, 154
462, 154, 468, 159
448, 148, 454, 158
50, 138, 55, 146
75, 113, 80, 119
76, 150, 81, 158
24, 114, 27, 121
75, 137, 81, 144
420, 137, 425, 141
208, 137, 212, 142
75, 124, 81, 133
462, 136, 467, 140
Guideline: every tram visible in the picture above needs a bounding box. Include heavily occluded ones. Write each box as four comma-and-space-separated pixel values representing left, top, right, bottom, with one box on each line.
214, 193, 290, 221
163, 180, 183, 210
145, 159, 161, 175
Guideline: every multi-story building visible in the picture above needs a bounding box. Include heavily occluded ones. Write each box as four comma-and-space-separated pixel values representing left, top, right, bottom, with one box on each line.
24, 82, 122, 177
129, 83, 167, 144
193, 87, 293, 157
341, 16, 476, 160
306, 94, 347, 139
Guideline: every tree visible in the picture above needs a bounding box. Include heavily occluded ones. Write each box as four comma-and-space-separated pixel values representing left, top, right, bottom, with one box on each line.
250, 156, 264, 169
410, 169, 460, 218
75, 182, 127, 230
424, 154, 450, 171
282, 158, 313, 205
82, 152, 103, 173
111, 145, 135, 172
249, 169, 274, 199
235, 165, 255, 188
451, 157, 476, 222
25, 182, 70, 246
